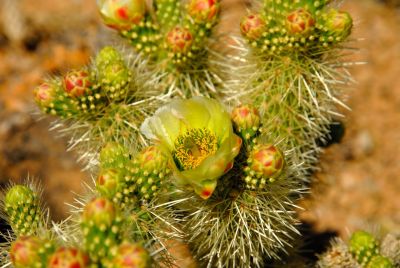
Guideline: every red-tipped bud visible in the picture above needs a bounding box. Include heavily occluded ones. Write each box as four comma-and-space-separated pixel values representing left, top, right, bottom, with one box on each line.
187, 0, 219, 23
96, 169, 119, 197
33, 82, 56, 106
10, 236, 42, 267
231, 104, 261, 139
82, 197, 116, 226
166, 26, 193, 53
63, 70, 92, 98
113, 242, 151, 268
240, 14, 266, 40
48, 247, 90, 268
97, 0, 146, 30
324, 9, 353, 39
136, 146, 170, 171
249, 144, 285, 178
286, 8, 315, 35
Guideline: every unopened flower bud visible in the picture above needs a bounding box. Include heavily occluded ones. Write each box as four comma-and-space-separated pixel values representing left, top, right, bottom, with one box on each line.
248, 144, 284, 178
82, 197, 116, 226
187, 0, 219, 23
96, 168, 120, 197
324, 9, 353, 39
33, 82, 56, 106
231, 104, 260, 140
136, 146, 170, 171
97, 0, 146, 30
10, 236, 42, 267
286, 8, 315, 35
48, 247, 90, 268
112, 242, 151, 268
240, 14, 266, 40
63, 70, 92, 98
95, 46, 124, 69
166, 26, 193, 53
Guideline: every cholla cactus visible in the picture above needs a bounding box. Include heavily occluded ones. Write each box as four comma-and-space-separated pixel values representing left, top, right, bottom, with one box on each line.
318, 230, 397, 268
2, 0, 360, 267
97, 0, 223, 98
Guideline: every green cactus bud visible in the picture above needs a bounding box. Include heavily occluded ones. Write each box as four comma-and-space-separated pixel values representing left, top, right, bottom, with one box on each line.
97, 0, 146, 30
129, 146, 172, 201
112, 242, 151, 268
366, 255, 394, 268
99, 142, 130, 169
10, 236, 41, 267
323, 9, 353, 41
63, 70, 92, 98
82, 197, 116, 226
98, 61, 131, 101
166, 26, 193, 54
187, 0, 219, 24
349, 230, 380, 266
248, 144, 285, 178
286, 8, 315, 35
4, 185, 42, 236
96, 168, 120, 198
47, 247, 90, 268
240, 14, 266, 41
231, 104, 261, 140
34, 82, 56, 107
10, 236, 54, 268
82, 197, 122, 261
95, 46, 124, 68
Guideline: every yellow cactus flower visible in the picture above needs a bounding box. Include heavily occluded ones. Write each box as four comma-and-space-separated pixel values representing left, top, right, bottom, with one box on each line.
141, 97, 242, 199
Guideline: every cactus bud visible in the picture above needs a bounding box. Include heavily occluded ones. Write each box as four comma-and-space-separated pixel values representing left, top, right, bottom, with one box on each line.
63, 70, 92, 98
248, 144, 285, 179
367, 255, 394, 268
100, 142, 130, 169
96, 46, 124, 69
166, 26, 193, 53
136, 146, 170, 171
286, 8, 315, 35
129, 146, 171, 201
10, 236, 42, 267
240, 14, 266, 40
48, 247, 90, 268
324, 9, 353, 40
96, 168, 120, 198
112, 242, 151, 268
82, 197, 116, 226
349, 230, 379, 266
187, 0, 219, 23
231, 104, 261, 140
4, 185, 42, 236
97, 0, 146, 30
34, 82, 56, 106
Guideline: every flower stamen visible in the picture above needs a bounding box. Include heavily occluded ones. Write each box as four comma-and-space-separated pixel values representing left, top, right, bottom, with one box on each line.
174, 128, 218, 170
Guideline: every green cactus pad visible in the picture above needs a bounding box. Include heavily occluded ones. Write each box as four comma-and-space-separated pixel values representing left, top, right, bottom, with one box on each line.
10, 236, 55, 268
349, 230, 380, 266
4, 185, 42, 236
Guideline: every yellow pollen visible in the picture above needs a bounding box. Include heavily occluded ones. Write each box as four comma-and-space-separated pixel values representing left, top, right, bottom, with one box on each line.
173, 128, 218, 170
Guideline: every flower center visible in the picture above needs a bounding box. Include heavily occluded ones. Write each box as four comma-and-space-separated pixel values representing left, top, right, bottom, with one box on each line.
173, 128, 218, 170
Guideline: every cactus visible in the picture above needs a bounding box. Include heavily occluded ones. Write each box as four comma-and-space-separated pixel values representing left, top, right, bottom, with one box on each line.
318, 230, 398, 268
349, 230, 380, 266
2, 185, 44, 236
1, 0, 361, 267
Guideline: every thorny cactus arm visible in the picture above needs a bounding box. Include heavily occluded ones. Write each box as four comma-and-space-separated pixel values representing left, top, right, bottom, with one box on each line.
317, 230, 397, 268
2, 0, 360, 267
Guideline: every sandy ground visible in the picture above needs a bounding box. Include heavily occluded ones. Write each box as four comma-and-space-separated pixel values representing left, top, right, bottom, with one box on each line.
0, 0, 399, 260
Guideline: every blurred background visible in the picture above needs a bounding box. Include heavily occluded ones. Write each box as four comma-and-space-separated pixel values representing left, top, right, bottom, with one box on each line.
0, 0, 399, 242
